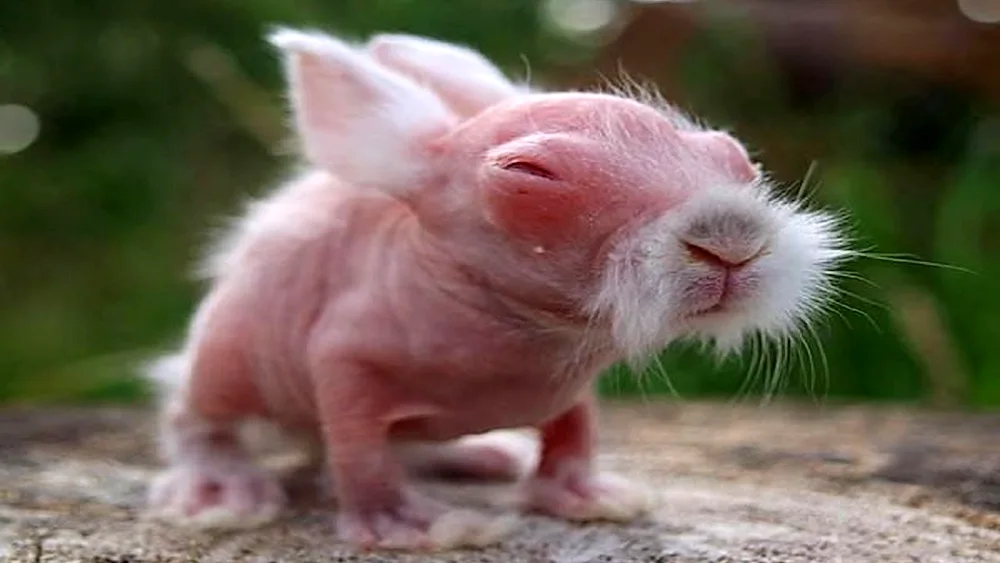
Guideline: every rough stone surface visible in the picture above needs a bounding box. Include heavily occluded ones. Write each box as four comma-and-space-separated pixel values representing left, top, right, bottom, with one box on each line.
2, 400, 1000, 562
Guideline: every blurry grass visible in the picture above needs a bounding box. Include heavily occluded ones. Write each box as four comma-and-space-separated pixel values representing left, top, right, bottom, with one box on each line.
10, 349, 153, 404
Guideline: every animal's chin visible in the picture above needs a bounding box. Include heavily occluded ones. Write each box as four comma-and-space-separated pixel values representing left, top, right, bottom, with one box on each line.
685, 299, 728, 318
677, 292, 760, 345
681, 301, 739, 330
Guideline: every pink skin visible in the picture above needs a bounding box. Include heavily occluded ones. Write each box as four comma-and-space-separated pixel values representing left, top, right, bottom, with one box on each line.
145, 29, 845, 551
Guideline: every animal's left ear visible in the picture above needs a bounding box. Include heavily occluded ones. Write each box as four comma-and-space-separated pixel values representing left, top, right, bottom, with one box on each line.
268, 27, 457, 196
366, 33, 522, 119
681, 131, 761, 184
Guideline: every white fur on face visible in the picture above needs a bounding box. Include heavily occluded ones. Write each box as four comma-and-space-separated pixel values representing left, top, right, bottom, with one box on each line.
588, 181, 848, 363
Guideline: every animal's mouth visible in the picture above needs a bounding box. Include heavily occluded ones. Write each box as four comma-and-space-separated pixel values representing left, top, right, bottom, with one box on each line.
683, 269, 758, 321
683, 266, 735, 319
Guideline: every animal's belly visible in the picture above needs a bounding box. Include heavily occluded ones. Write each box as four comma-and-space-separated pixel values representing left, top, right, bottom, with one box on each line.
389, 376, 591, 442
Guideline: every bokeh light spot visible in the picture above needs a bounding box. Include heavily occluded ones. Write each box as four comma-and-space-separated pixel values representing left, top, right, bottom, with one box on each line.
0, 104, 41, 155
543, 0, 619, 36
958, 0, 1000, 23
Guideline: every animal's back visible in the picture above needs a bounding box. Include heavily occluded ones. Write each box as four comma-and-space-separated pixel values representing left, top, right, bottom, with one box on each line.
200, 170, 399, 283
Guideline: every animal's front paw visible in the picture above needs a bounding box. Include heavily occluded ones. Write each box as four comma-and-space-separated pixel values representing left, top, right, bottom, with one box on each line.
146, 461, 286, 529
523, 463, 653, 522
338, 490, 517, 551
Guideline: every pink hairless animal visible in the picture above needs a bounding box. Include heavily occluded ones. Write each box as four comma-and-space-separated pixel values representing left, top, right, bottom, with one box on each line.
144, 27, 847, 551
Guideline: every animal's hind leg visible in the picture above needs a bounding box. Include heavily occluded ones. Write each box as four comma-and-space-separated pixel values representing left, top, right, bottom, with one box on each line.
145, 345, 286, 530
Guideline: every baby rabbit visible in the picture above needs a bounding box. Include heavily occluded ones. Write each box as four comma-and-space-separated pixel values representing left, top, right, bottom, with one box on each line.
144, 27, 847, 551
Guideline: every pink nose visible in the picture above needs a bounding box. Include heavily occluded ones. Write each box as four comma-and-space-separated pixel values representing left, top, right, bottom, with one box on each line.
683, 241, 761, 268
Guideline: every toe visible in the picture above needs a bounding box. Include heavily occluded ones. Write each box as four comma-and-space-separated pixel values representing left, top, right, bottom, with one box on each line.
429, 509, 518, 548
524, 471, 653, 522
146, 466, 285, 530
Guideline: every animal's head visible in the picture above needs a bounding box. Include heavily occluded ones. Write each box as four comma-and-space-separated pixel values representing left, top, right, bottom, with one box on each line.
268, 28, 848, 360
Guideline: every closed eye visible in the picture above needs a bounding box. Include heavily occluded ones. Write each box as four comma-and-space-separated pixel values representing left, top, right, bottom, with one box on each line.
500, 160, 558, 181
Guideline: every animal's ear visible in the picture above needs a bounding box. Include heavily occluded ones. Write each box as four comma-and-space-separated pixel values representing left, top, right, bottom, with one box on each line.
268, 27, 456, 195
681, 131, 761, 185
366, 33, 522, 119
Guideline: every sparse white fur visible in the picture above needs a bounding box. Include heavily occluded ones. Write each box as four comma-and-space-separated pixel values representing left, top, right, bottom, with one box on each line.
369, 33, 523, 93
366, 33, 534, 117
194, 170, 339, 281
143, 350, 189, 396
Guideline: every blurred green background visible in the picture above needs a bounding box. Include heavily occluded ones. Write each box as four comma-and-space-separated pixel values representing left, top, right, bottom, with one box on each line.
1, 0, 998, 408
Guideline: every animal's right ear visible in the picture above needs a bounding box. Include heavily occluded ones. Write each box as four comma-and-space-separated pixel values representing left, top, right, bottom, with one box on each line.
268, 27, 456, 195
366, 33, 523, 119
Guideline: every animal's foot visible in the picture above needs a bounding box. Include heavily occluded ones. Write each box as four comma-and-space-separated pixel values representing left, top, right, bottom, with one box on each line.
338, 490, 517, 551
146, 461, 286, 529
523, 463, 652, 522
